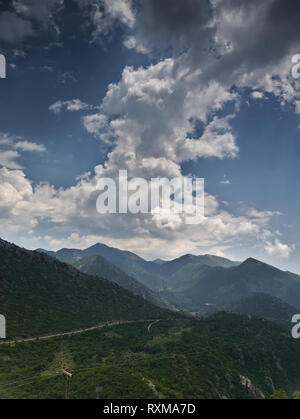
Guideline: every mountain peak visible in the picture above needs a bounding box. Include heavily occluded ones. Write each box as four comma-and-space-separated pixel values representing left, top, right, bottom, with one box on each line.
181, 254, 197, 260
88, 243, 107, 249
240, 257, 278, 271
242, 257, 262, 265
152, 258, 166, 265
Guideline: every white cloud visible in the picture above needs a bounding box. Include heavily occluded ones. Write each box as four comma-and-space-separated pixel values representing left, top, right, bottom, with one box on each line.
0, 0, 297, 263
251, 91, 264, 100
83, 113, 109, 140
177, 115, 238, 161
127, 0, 300, 121
246, 208, 282, 220
0, 151, 22, 170
103, 0, 135, 27
0, 165, 285, 262
14, 141, 46, 153
0, 132, 46, 169
49, 99, 92, 114
264, 239, 294, 260
84, 59, 240, 179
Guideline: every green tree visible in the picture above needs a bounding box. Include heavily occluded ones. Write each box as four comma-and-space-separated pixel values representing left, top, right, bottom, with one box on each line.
271, 389, 288, 399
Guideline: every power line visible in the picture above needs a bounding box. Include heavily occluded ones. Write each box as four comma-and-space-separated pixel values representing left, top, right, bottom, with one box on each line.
0, 349, 202, 395
0, 319, 197, 395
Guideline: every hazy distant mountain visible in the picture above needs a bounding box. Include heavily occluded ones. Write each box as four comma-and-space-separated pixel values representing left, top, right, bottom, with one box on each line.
160, 258, 300, 311
158, 254, 239, 277
71, 254, 175, 310
0, 238, 174, 339
37, 243, 239, 292
157, 254, 239, 292
38, 243, 164, 289
220, 293, 299, 328
38, 243, 300, 316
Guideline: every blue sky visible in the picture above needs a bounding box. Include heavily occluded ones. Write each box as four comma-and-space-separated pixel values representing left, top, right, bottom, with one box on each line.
0, 0, 300, 272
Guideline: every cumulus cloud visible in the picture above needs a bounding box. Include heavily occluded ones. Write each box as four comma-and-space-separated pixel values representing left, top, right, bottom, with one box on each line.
12, 0, 287, 259
0, 163, 284, 261
0, 0, 296, 261
125, 0, 300, 114
75, 0, 135, 43
85, 58, 240, 179
2, 0, 135, 45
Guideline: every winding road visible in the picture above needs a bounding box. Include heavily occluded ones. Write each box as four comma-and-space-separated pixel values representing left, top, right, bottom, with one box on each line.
0, 319, 162, 346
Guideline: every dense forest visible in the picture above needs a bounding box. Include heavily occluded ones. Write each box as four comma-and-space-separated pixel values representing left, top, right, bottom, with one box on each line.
1, 314, 300, 399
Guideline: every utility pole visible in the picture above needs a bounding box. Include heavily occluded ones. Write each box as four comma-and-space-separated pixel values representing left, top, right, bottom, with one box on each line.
62, 369, 73, 399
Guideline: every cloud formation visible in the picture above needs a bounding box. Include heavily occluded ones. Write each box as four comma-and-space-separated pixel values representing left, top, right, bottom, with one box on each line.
76, 0, 135, 43
0, 0, 297, 263
0, 11, 33, 44
0, 132, 46, 169
0, 0, 64, 43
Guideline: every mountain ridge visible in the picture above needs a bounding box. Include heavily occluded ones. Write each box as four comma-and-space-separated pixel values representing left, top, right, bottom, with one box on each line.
71, 254, 175, 310
37, 243, 240, 290
0, 238, 176, 339
36, 241, 300, 314
218, 293, 299, 328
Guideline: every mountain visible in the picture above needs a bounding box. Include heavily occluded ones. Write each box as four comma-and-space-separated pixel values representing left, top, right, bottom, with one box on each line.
156, 254, 239, 296
160, 257, 300, 311
38, 244, 239, 292
71, 254, 175, 310
38, 243, 300, 317
38, 244, 164, 290
219, 293, 299, 328
0, 239, 175, 339
158, 254, 239, 277
2, 238, 300, 399
152, 258, 167, 265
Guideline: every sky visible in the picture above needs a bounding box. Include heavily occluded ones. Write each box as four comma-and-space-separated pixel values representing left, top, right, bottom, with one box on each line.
0, 0, 300, 272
